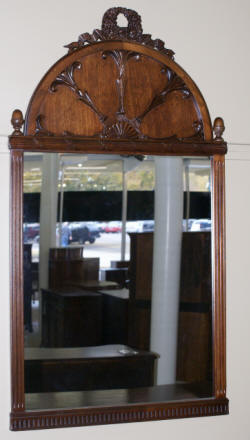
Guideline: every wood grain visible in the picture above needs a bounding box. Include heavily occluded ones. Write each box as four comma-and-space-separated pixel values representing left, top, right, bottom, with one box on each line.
212, 155, 226, 398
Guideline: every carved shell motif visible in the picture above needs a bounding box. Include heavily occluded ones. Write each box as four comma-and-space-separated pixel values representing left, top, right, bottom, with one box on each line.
102, 121, 140, 139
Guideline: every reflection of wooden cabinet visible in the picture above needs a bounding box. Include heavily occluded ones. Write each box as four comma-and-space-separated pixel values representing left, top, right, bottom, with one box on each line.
101, 289, 129, 345
41, 289, 103, 347
128, 233, 153, 350
48, 246, 99, 289
177, 231, 212, 382
24, 345, 158, 393
127, 230, 212, 382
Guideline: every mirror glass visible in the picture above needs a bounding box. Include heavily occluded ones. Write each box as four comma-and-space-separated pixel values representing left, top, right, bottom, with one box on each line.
23, 152, 213, 410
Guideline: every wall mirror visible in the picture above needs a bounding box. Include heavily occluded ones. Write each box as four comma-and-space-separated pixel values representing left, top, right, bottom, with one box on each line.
9, 7, 228, 431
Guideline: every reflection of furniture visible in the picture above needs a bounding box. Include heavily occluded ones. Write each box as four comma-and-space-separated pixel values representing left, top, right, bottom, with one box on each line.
111, 260, 130, 269
23, 244, 33, 332
68, 280, 119, 291
127, 230, 212, 384
49, 246, 99, 289
177, 231, 212, 382
24, 345, 158, 393
101, 289, 129, 345
128, 233, 153, 350
41, 289, 103, 347
100, 268, 128, 287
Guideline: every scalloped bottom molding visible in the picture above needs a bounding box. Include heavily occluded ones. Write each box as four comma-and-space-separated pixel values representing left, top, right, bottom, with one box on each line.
10, 398, 229, 431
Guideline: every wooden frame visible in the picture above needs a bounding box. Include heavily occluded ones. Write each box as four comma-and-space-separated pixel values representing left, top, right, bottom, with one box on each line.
9, 7, 228, 431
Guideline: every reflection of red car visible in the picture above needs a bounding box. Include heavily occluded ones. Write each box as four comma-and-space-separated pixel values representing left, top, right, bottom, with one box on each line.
104, 222, 121, 233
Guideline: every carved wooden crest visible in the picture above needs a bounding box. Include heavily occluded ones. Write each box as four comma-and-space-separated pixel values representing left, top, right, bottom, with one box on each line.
12, 7, 217, 143
65, 7, 175, 59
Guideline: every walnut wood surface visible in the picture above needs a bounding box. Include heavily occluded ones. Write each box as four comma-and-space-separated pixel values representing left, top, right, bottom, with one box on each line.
21, 40, 213, 141
10, 393, 229, 431
9, 6, 228, 431
10, 151, 25, 412
9, 135, 227, 155
212, 155, 226, 398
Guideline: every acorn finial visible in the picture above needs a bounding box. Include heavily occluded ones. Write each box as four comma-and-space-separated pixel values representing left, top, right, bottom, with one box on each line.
213, 117, 225, 142
11, 109, 24, 136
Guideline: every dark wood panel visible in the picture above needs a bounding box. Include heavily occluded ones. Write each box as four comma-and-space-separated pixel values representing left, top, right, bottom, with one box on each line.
177, 312, 212, 382
41, 289, 103, 347
9, 135, 227, 155
24, 345, 157, 393
101, 291, 129, 344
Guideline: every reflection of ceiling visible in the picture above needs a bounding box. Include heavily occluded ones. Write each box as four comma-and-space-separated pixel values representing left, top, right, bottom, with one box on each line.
23, 154, 156, 174
23, 154, 210, 188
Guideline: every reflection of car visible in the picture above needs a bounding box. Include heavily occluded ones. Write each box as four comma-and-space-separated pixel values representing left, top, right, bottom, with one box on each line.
104, 221, 121, 233
191, 219, 211, 231
126, 221, 144, 233
92, 222, 106, 232
68, 223, 100, 244
182, 218, 196, 231
142, 220, 154, 232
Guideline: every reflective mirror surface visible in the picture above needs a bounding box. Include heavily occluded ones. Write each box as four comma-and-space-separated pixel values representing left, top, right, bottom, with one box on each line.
23, 153, 213, 410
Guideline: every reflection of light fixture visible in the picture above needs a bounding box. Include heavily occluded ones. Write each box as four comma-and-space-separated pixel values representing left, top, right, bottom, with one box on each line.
24, 180, 42, 184
78, 163, 82, 167
30, 168, 40, 171
65, 166, 107, 170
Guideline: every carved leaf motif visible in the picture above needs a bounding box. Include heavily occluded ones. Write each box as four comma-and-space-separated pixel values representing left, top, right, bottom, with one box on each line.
49, 62, 107, 123
136, 68, 191, 123
102, 50, 140, 115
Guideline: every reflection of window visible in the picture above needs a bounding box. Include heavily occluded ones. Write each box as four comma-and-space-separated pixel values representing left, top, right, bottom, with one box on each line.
23, 156, 156, 193
183, 159, 211, 192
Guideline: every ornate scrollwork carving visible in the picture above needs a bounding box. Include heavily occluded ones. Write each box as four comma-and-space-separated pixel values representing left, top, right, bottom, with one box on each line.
47, 53, 202, 141
49, 62, 107, 123
102, 50, 140, 116
65, 7, 175, 59
35, 115, 54, 136
136, 67, 191, 124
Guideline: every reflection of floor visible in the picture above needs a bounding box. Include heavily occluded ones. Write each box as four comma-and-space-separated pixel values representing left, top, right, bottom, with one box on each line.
25, 382, 213, 411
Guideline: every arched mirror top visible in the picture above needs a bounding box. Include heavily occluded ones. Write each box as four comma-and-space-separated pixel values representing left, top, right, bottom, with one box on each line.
10, 7, 226, 151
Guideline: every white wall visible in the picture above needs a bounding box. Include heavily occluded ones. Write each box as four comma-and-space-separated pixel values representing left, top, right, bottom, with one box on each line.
1, 0, 250, 438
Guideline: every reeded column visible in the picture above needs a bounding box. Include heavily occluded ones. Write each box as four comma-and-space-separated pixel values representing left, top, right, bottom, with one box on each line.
150, 157, 183, 385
